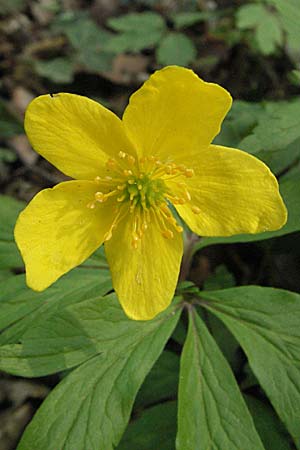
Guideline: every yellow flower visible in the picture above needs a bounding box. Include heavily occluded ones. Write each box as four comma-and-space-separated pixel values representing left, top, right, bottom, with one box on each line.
14, 66, 287, 320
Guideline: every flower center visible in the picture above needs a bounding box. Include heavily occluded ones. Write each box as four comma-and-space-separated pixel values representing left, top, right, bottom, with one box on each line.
87, 151, 200, 248
118, 175, 167, 212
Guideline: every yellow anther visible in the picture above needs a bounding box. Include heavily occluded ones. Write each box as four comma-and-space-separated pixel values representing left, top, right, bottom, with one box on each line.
131, 240, 138, 249
105, 176, 113, 181
162, 229, 174, 239
138, 184, 142, 190
94, 176, 101, 183
185, 168, 194, 178
170, 196, 185, 205
124, 169, 133, 177
117, 195, 126, 202
118, 151, 126, 159
127, 154, 135, 165
106, 159, 117, 169
95, 192, 105, 202
160, 204, 172, 217
87, 201, 96, 209
175, 225, 183, 232
192, 205, 201, 214
117, 184, 126, 190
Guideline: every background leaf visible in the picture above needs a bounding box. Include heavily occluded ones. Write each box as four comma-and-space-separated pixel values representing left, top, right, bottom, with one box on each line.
236, 4, 282, 55
244, 395, 291, 450
157, 33, 197, 66
34, 58, 75, 84
105, 12, 166, 53
135, 350, 179, 409
117, 401, 177, 450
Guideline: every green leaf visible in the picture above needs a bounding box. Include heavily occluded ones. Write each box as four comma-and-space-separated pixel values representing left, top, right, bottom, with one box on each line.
214, 100, 265, 149
17, 304, 180, 450
236, 4, 282, 55
172, 11, 212, 29
203, 264, 235, 291
256, 13, 282, 55
0, 241, 23, 269
67, 18, 114, 71
0, 268, 112, 343
0, 195, 24, 270
196, 172, 300, 250
108, 12, 165, 32
34, 58, 75, 84
200, 286, 300, 447
288, 69, 300, 86
0, 147, 17, 163
177, 309, 264, 450
0, 195, 25, 241
244, 395, 291, 450
239, 100, 300, 173
53, 14, 114, 72
117, 402, 177, 450
216, 99, 300, 176
270, 0, 300, 51
0, 98, 23, 138
204, 312, 241, 372
135, 350, 179, 408
105, 12, 166, 53
0, 294, 179, 378
157, 33, 197, 66
0, 270, 14, 282
236, 4, 266, 29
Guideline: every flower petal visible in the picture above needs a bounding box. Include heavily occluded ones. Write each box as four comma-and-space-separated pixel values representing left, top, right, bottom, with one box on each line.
25, 93, 136, 180
123, 66, 232, 162
105, 214, 183, 320
172, 145, 287, 236
14, 181, 115, 290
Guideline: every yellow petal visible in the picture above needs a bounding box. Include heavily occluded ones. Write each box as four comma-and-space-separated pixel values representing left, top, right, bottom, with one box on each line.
25, 93, 136, 180
172, 145, 287, 236
123, 66, 232, 162
14, 181, 115, 290
105, 213, 183, 320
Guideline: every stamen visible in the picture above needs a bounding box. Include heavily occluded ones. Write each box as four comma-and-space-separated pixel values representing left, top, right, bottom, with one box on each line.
127, 154, 135, 165
191, 205, 201, 214
95, 190, 118, 203
118, 151, 126, 159
87, 201, 96, 209
103, 206, 127, 242
185, 168, 194, 178
90, 154, 194, 245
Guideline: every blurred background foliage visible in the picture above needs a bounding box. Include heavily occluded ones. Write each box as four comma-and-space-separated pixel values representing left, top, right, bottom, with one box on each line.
0, 0, 300, 449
